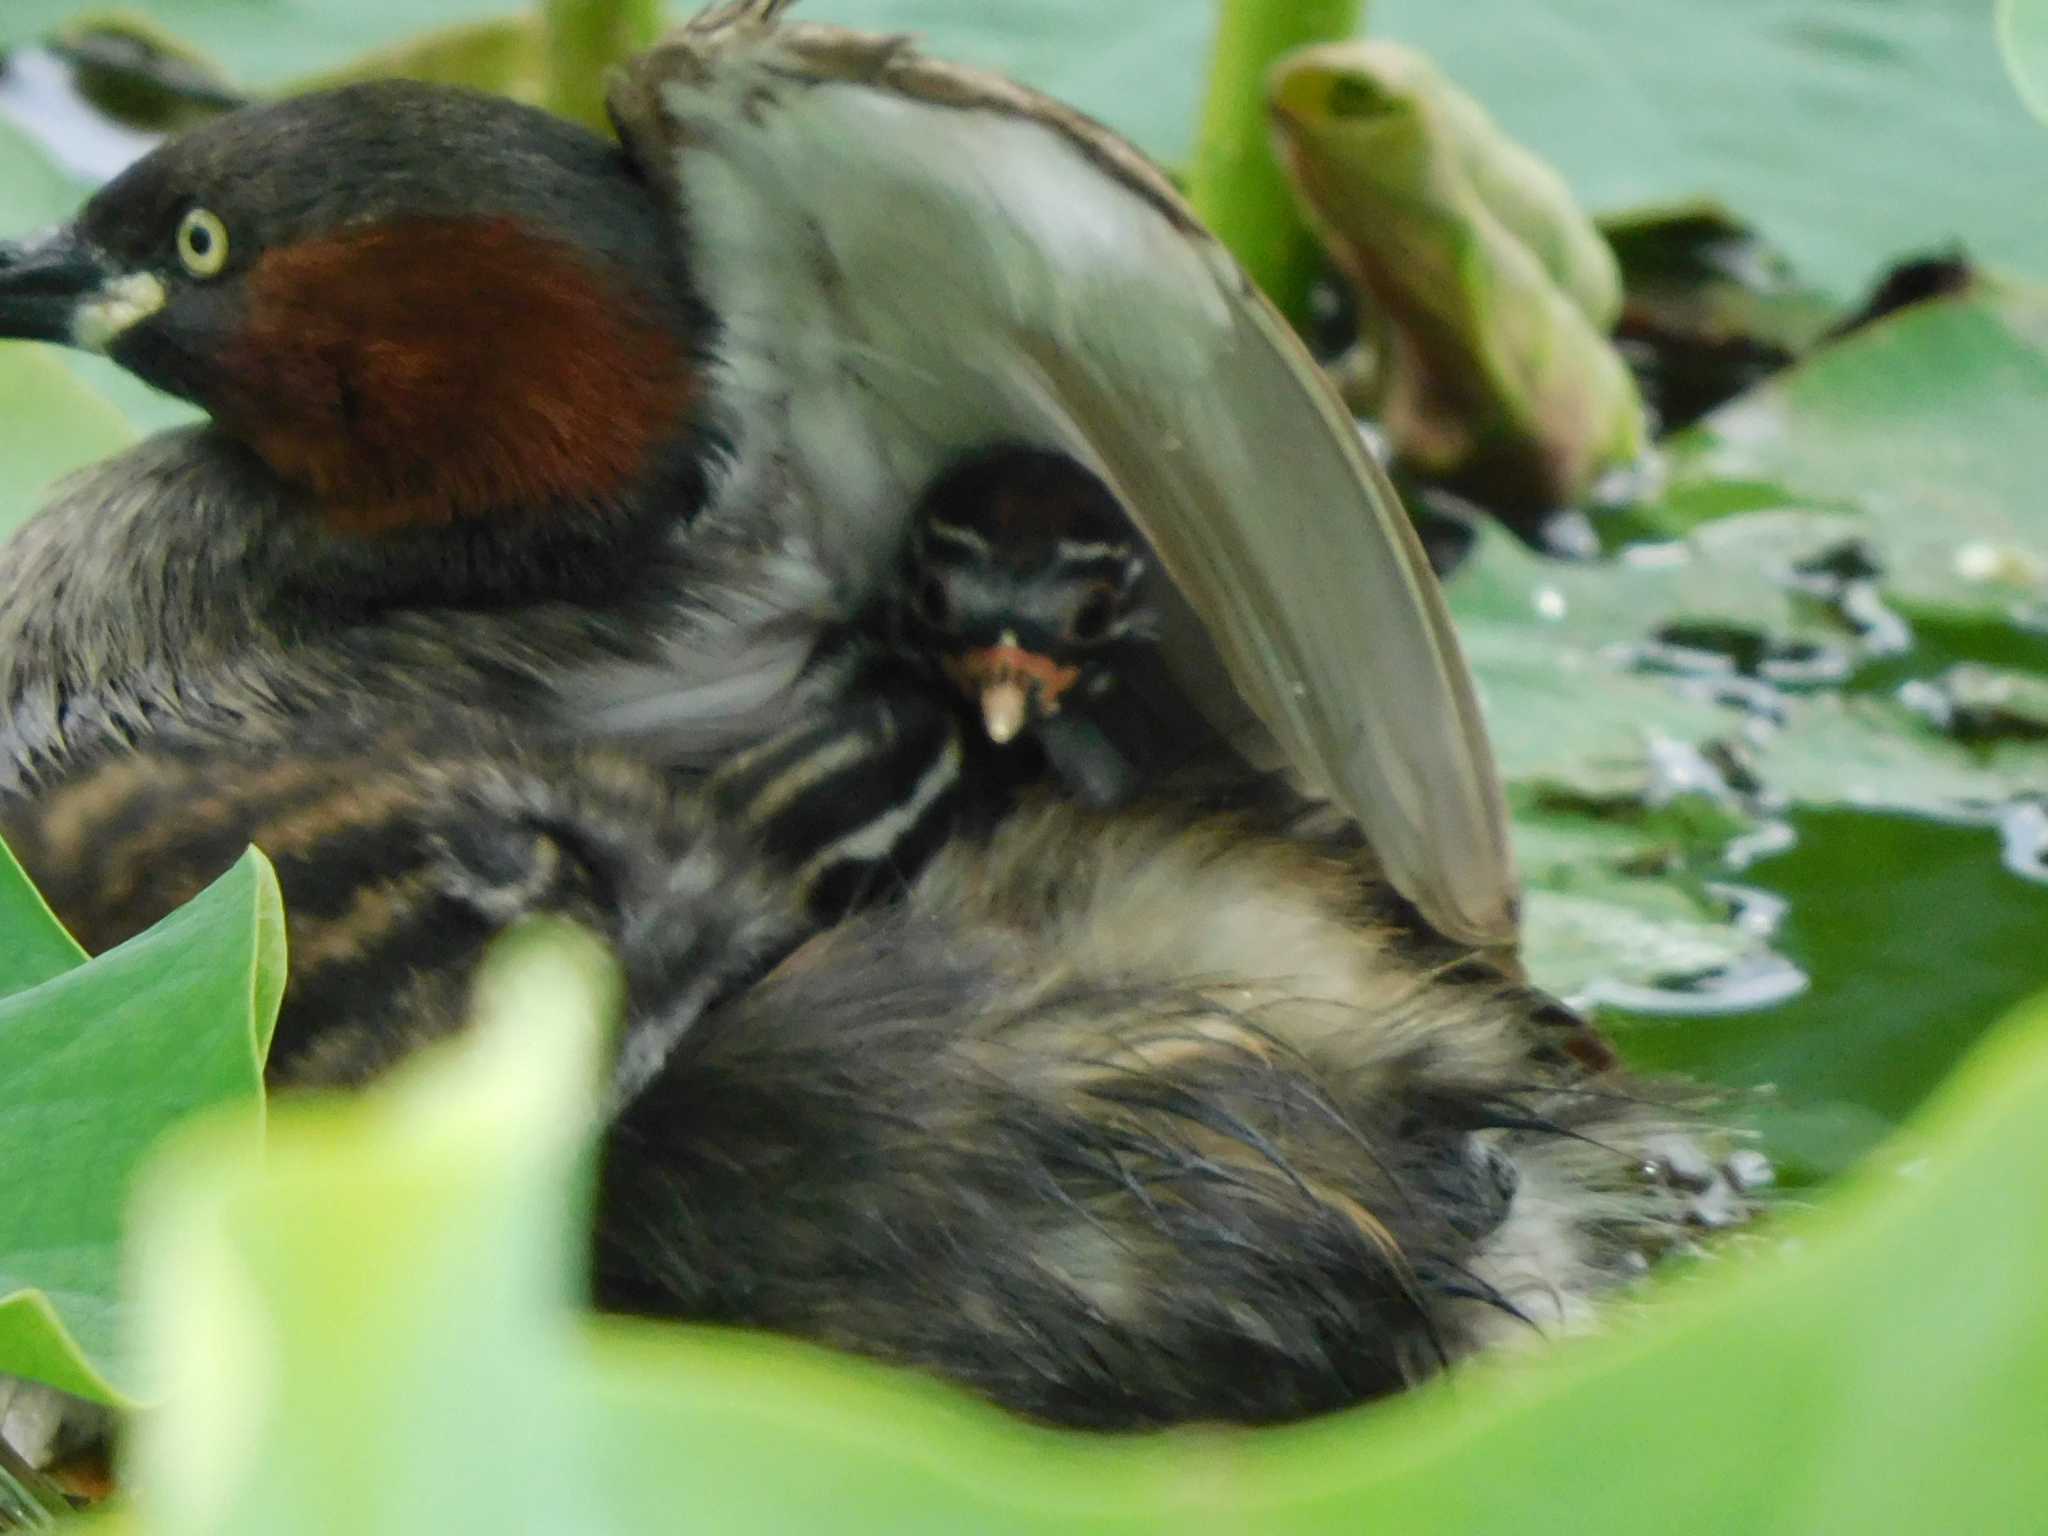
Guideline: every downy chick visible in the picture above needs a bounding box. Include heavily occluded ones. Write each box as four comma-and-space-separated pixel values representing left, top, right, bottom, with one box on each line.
737, 443, 1192, 838
892, 444, 1204, 809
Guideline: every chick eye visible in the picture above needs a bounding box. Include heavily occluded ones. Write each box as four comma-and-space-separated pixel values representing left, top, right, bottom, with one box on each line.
915, 576, 953, 629
1067, 588, 1120, 644
175, 207, 230, 279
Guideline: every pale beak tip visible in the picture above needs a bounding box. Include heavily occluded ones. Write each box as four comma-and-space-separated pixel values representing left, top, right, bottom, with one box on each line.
980, 681, 1028, 745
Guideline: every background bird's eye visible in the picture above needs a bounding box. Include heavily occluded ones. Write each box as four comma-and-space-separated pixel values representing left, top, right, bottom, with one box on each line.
916, 576, 953, 628
175, 208, 230, 279
1067, 588, 1120, 644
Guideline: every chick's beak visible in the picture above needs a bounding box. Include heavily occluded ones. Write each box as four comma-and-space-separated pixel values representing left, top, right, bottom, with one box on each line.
0, 226, 123, 347
942, 638, 1083, 747
979, 678, 1029, 744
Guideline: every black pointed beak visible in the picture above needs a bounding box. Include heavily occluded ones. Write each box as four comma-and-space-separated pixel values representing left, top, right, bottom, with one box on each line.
0, 226, 114, 346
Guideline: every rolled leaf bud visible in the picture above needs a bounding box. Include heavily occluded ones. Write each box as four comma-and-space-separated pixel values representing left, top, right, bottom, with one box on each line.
1271, 40, 1647, 515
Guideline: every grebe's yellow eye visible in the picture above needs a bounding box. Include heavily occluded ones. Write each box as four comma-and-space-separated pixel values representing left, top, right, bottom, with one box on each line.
175, 207, 229, 278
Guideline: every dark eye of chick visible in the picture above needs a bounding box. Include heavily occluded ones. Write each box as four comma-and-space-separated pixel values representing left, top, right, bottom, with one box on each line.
1067, 588, 1120, 645
915, 575, 954, 629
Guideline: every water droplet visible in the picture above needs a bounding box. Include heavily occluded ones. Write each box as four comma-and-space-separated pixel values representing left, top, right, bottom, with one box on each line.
1643, 734, 1743, 805
1899, 666, 2048, 743
1952, 541, 2044, 586
1538, 510, 1600, 560
1723, 818, 1797, 870
1621, 540, 1691, 570
1705, 881, 1790, 940
1572, 951, 1811, 1016
1998, 801, 2048, 885
1779, 540, 1912, 657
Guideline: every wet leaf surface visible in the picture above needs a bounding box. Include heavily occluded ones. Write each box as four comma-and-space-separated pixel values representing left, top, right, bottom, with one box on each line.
1612, 811, 2048, 1183
1441, 280, 2048, 1173
1507, 791, 1778, 1005
1633, 280, 2048, 632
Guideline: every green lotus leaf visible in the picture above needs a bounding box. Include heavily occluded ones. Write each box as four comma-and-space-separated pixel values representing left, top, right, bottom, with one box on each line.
0, 845, 281, 1404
